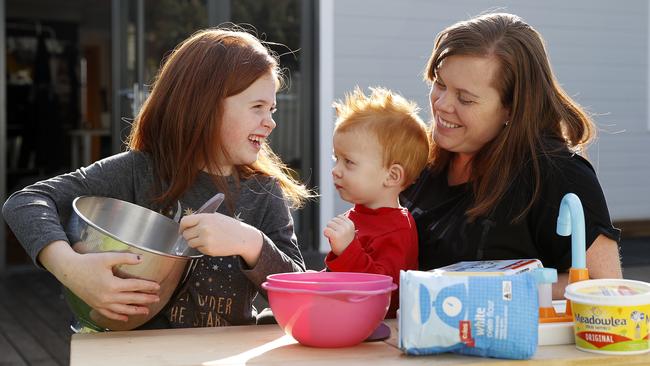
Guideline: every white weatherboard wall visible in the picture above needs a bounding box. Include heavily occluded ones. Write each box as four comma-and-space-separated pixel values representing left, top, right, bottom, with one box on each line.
317, 0, 650, 251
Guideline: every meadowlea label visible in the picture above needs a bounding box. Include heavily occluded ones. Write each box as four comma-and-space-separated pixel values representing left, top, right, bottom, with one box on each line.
570, 295, 649, 354
574, 313, 627, 327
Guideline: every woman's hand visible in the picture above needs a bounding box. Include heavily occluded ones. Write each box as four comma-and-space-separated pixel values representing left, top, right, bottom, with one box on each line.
179, 213, 263, 267
323, 214, 356, 256
38, 241, 161, 322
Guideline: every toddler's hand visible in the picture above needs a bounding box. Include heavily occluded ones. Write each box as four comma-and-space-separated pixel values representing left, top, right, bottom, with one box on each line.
323, 214, 355, 256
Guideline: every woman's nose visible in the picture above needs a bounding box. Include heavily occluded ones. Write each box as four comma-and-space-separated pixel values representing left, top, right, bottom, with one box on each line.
431, 89, 453, 114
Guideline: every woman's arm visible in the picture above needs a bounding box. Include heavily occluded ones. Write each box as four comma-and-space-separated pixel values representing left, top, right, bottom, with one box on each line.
552, 234, 622, 299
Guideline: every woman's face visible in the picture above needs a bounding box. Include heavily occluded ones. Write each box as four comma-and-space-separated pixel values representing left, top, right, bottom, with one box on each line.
429, 55, 510, 158
217, 71, 277, 175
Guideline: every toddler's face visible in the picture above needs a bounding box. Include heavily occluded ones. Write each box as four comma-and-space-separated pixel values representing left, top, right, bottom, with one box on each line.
331, 130, 389, 208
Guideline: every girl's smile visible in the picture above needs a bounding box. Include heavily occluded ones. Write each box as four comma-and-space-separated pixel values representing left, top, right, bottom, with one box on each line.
218, 71, 278, 175
248, 134, 267, 150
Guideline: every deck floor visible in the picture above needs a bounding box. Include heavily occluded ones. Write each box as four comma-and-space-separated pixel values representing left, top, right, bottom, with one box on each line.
0, 240, 648, 366
0, 269, 72, 366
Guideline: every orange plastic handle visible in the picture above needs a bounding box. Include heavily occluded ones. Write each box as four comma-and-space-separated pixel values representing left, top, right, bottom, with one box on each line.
565, 267, 589, 316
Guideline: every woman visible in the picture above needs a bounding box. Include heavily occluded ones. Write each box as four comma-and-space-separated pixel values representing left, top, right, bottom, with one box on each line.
401, 13, 622, 298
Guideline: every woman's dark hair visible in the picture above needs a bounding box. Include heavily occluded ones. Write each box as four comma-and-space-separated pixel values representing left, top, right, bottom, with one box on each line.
425, 13, 595, 221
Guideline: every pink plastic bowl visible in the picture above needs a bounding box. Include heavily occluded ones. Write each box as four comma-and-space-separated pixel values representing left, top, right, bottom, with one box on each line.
266, 272, 394, 291
261, 278, 397, 348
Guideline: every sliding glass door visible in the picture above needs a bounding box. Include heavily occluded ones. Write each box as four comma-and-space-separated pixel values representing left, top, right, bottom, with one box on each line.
110, 0, 317, 252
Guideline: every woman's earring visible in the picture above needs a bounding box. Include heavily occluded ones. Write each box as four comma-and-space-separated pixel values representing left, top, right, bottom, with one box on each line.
504, 120, 510, 127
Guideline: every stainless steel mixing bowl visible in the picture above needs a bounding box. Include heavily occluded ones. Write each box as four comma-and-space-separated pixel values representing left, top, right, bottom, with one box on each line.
65, 196, 203, 331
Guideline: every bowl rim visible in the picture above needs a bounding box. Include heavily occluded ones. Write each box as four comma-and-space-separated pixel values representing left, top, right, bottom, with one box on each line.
72, 196, 203, 259
266, 272, 393, 285
261, 281, 397, 295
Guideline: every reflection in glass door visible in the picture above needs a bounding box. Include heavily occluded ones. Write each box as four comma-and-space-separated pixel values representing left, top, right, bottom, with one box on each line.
111, 0, 138, 152
111, 0, 211, 152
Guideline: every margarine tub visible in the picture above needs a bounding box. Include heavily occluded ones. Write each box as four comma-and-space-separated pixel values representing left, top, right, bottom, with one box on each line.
565, 279, 650, 355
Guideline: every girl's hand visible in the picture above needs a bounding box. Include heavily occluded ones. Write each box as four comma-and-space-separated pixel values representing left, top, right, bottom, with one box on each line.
179, 213, 263, 267
39, 241, 161, 322
323, 214, 356, 256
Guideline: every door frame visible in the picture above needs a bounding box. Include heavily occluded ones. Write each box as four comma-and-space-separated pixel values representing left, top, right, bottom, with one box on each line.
0, 0, 7, 273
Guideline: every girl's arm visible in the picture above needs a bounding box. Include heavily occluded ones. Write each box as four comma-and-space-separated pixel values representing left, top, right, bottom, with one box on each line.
2, 152, 161, 318
3, 152, 144, 263
39, 240, 160, 321
178, 177, 305, 286
180, 213, 264, 267
246, 179, 305, 277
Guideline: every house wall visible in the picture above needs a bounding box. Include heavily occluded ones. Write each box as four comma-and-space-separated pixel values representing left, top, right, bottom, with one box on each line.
318, 0, 650, 250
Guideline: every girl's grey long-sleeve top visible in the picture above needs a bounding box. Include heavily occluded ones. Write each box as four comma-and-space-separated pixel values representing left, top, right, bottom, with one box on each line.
2, 150, 305, 327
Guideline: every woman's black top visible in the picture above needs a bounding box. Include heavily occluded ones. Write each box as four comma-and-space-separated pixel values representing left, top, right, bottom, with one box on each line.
401, 151, 620, 272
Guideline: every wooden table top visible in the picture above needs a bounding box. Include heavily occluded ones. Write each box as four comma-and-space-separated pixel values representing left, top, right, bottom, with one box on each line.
70, 319, 650, 366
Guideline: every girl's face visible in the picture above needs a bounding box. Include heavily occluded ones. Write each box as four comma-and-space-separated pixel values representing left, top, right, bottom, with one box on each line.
331, 130, 389, 209
218, 71, 277, 175
429, 55, 510, 158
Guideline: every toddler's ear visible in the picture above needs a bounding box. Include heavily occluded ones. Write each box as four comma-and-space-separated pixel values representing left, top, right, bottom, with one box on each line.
385, 164, 405, 188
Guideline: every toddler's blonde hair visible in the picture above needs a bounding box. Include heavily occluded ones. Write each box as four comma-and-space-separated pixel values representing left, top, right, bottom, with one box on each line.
333, 87, 430, 186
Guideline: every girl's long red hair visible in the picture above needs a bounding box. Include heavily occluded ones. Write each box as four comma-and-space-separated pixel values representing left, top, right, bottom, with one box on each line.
128, 28, 312, 210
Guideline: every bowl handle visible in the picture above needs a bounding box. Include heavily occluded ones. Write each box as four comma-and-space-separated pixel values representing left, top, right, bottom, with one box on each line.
333, 284, 398, 303
344, 294, 376, 303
